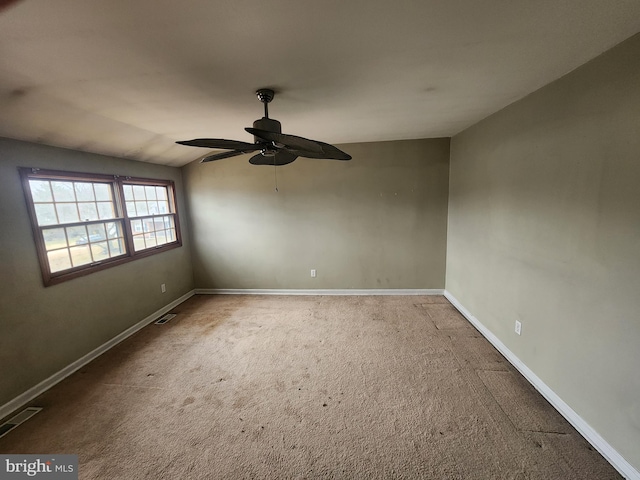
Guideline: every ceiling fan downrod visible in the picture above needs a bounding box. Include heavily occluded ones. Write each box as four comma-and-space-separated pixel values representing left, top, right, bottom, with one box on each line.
252, 89, 282, 144
256, 88, 275, 119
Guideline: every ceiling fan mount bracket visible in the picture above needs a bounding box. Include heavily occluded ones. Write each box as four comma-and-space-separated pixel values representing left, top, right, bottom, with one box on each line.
256, 89, 275, 104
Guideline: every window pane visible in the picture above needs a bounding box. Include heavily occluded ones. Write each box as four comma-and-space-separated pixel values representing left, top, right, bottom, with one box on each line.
56, 203, 79, 224
94, 183, 112, 201
48, 249, 72, 273
156, 186, 167, 200
97, 201, 115, 219
135, 201, 148, 216
123, 184, 134, 201
156, 230, 167, 246
125, 201, 136, 216
108, 239, 125, 256
34, 203, 58, 226
153, 218, 164, 231
51, 181, 76, 202
74, 182, 95, 201
133, 234, 146, 251
133, 185, 146, 201
88, 224, 107, 242
29, 180, 53, 202
145, 186, 157, 200
78, 202, 99, 221
167, 228, 176, 242
131, 219, 143, 233
158, 201, 169, 214
67, 225, 88, 245
91, 242, 110, 261
147, 201, 159, 214
163, 216, 174, 228
69, 245, 92, 267
105, 222, 120, 239
145, 235, 157, 248
43, 228, 67, 250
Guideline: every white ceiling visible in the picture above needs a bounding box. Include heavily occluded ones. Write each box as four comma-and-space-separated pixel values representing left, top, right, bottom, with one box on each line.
1, 1, 639, 167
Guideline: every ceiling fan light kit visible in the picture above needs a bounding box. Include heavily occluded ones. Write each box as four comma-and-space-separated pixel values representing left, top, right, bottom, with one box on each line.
176, 89, 351, 166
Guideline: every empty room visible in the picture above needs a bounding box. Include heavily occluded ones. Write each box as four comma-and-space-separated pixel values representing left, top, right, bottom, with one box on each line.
1, 1, 639, 478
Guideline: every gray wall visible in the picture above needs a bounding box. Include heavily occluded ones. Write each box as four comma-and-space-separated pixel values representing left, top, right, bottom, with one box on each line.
446, 34, 640, 470
183, 139, 450, 290
0, 138, 194, 407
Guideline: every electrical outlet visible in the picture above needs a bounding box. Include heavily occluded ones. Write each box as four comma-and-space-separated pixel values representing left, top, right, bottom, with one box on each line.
515, 320, 522, 335
310, 269, 316, 278
161, 283, 166, 293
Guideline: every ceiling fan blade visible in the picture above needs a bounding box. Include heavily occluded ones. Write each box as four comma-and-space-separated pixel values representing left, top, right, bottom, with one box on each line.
200, 150, 249, 162
177, 138, 262, 151
249, 150, 298, 166
246, 128, 350, 160
245, 128, 324, 154
287, 141, 352, 161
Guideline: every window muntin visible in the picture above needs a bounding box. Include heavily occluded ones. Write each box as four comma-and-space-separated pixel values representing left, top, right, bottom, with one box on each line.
20, 168, 182, 286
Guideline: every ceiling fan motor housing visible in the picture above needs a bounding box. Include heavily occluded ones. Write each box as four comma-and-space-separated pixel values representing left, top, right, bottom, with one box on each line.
252, 117, 281, 144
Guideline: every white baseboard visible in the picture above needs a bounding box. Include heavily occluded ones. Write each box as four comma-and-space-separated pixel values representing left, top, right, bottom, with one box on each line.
0, 290, 196, 421
444, 290, 639, 480
195, 288, 444, 296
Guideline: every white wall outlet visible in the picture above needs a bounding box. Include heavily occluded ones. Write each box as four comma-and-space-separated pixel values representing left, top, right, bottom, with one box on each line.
515, 320, 522, 335
310, 269, 316, 278
161, 283, 166, 293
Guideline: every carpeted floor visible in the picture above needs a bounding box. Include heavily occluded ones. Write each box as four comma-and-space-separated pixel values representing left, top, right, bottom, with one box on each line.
0, 295, 621, 479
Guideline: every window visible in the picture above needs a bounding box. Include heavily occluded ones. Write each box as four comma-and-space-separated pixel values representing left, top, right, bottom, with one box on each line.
20, 168, 182, 286
122, 183, 177, 252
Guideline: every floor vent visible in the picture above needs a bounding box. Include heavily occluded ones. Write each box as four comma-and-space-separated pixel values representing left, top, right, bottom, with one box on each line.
155, 313, 177, 325
0, 407, 42, 439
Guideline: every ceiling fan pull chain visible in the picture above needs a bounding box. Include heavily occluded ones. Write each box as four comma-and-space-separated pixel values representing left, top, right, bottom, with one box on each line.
274, 163, 279, 192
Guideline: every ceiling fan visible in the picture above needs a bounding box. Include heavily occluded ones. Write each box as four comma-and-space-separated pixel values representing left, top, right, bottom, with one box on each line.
176, 89, 352, 166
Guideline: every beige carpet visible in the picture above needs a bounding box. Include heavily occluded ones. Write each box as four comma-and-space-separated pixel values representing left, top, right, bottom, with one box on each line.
0, 295, 621, 479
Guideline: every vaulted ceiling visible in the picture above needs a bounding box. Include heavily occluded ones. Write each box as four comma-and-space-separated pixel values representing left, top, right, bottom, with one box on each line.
1, 0, 639, 166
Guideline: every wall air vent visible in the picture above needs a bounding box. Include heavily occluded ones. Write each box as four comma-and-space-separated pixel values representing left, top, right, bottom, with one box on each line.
155, 313, 177, 325
0, 407, 42, 439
